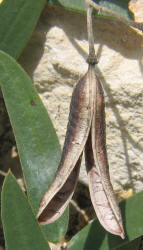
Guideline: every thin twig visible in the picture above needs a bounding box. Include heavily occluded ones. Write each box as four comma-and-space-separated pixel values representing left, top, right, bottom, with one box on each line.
0, 169, 7, 177
86, 0, 97, 64
88, 0, 143, 32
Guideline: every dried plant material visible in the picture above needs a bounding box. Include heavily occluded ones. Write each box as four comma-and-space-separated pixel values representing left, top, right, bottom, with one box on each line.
70, 199, 89, 222
37, 68, 95, 224
88, 0, 143, 32
0, 170, 25, 192
85, 67, 124, 238
37, 64, 124, 238
0, 170, 7, 177
37, 1, 125, 239
129, 0, 143, 22
38, 159, 81, 224
17, 178, 26, 192
48, 240, 67, 250
116, 189, 134, 202
11, 146, 18, 158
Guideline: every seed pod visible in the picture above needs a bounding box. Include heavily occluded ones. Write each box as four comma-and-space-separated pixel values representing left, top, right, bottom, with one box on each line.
85, 66, 124, 239
37, 67, 95, 224
37, 64, 125, 239
38, 157, 81, 224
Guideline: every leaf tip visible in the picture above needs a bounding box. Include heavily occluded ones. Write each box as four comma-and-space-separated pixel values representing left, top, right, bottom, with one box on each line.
8, 168, 12, 174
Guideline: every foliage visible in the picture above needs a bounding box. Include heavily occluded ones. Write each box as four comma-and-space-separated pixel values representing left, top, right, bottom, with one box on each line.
0, 0, 142, 249
0, 50, 68, 243
48, 0, 132, 19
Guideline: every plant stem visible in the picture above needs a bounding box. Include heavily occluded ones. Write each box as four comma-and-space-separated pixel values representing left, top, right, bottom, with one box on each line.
86, 0, 98, 65
88, 0, 143, 32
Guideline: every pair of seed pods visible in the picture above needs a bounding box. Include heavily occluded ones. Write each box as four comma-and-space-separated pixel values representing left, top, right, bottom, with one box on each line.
37, 62, 125, 239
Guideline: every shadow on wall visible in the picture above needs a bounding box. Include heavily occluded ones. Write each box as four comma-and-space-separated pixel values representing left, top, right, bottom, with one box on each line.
18, 3, 143, 193
39, 4, 143, 71
19, 3, 143, 76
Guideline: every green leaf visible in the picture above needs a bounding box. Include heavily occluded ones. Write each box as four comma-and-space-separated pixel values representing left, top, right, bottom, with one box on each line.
0, 50, 68, 242
0, 0, 46, 59
1, 173, 50, 250
116, 237, 140, 250
48, 0, 132, 19
69, 191, 143, 250
49, 0, 86, 13
96, 0, 132, 19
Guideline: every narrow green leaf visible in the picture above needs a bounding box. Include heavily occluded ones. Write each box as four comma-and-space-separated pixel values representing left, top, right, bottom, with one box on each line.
1, 173, 50, 250
69, 218, 107, 250
96, 0, 132, 19
49, 0, 86, 13
0, 50, 68, 242
116, 237, 140, 250
69, 191, 143, 250
0, 0, 46, 59
48, 0, 132, 19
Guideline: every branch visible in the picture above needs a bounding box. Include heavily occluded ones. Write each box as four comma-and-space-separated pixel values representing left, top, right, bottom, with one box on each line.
88, 0, 143, 32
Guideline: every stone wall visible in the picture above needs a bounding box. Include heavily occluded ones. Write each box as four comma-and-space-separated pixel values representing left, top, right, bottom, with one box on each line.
19, 4, 143, 193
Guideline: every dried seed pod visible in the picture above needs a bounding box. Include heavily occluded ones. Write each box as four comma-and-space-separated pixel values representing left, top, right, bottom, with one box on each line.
38, 157, 81, 224
37, 63, 124, 239
37, 67, 95, 224
85, 66, 124, 238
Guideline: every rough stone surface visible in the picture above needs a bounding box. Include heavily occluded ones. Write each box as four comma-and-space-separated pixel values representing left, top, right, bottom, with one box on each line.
129, 0, 143, 22
19, 4, 143, 193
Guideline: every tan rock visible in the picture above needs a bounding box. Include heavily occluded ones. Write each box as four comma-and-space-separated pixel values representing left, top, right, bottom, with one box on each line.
129, 0, 143, 22
19, 4, 143, 193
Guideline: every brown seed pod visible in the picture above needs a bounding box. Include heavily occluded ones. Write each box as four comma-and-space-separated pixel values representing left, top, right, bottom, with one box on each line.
37, 67, 95, 224
37, 64, 124, 238
85, 65, 124, 238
